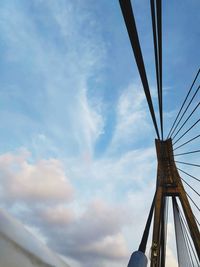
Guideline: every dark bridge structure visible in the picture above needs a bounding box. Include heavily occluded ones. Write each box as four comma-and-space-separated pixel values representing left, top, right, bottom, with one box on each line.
118, 1, 200, 266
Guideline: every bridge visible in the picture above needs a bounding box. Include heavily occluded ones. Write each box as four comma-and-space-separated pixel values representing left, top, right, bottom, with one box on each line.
119, 0, 200, 266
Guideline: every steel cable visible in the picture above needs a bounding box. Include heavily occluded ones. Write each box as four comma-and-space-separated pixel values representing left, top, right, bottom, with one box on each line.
179, 209, 197, 267
173, 118, 200, 145
157, 0, 163, 139
150, 0, 162, 139
119, 0, 160, 139
181, 177, 200, 197
172, 197, 193, 267
170, 85, 200, 138
179, 207, 200, 264
173, 134, 200, 151
175, 161, 200, 168
172, 100, 200, 140
139, 192, 156, 253
167, 68, 200, 138
186, 192, 200, 212
177, 168, 200, 183
174, 150, 200, 156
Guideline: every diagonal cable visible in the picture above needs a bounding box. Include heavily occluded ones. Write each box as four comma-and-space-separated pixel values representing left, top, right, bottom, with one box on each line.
175, 161, 200, 168
139, 192, 156, 253
119, 0, 160, 139
186, 191, 200, 212
181, 177, 200, 197
173, 134, 200, 151
172, 197, 193, 267
178, 196, 200, 237
172, 100, 200, 140
150, 0, 162, 139
174, 149, 200, 156
167, 68, 200, 138
156, 0, 163, 140
179, 207, 200, 264
179, 207, 198, 266
170, 85, 200, 138
173, 118, 200, 145
177, 168, 200, 183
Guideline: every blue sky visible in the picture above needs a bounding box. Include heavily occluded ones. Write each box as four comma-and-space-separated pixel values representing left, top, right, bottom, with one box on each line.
0, 1, 199, 267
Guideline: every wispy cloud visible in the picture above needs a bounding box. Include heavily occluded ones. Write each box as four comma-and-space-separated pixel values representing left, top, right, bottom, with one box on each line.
0, 0, 106, 158
0, 1, 198, 266
108, 83, 154, 155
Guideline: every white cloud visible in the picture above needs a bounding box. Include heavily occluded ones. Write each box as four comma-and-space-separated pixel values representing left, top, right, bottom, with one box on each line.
0, 143, 187, 267
0, 151, 73, 202
38, 198, 130, 267
1, 1, 192, 267
39, 205, 74, 226
65, 147, 156, 194
0, 149, 134, 266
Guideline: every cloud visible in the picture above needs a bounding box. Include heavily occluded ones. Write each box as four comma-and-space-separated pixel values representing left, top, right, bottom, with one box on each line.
65, 147, 156, 195
37, 198, 130, 267
1, 1, 193, 267
40, 205, 74, 226
0, 2, 137, 264
0, 141, 189, 267
0, 150, 73, 203
4, 195, 131, 267
0, 150, 133, 266
31, 147, 156, 266
0, 0, 106, 157
108, 83, 154, 154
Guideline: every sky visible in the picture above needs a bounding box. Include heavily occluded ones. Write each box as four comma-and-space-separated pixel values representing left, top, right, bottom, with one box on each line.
0, 0, 199, 267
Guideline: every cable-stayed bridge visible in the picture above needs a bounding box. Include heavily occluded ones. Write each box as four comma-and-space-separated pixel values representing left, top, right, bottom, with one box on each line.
119, 0, 200, 266
0, 1, 199, 267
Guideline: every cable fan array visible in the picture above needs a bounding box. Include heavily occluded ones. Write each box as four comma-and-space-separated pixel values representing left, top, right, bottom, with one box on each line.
173, 198, 199, 267
118, 0, 199, 266
169, 69, 200, 230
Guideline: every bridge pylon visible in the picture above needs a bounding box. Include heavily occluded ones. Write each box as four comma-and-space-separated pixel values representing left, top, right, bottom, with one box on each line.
150, 138, 200, 267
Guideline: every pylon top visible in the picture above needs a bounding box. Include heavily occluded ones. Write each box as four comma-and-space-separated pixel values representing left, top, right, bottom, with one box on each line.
155, 138, 180, 195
